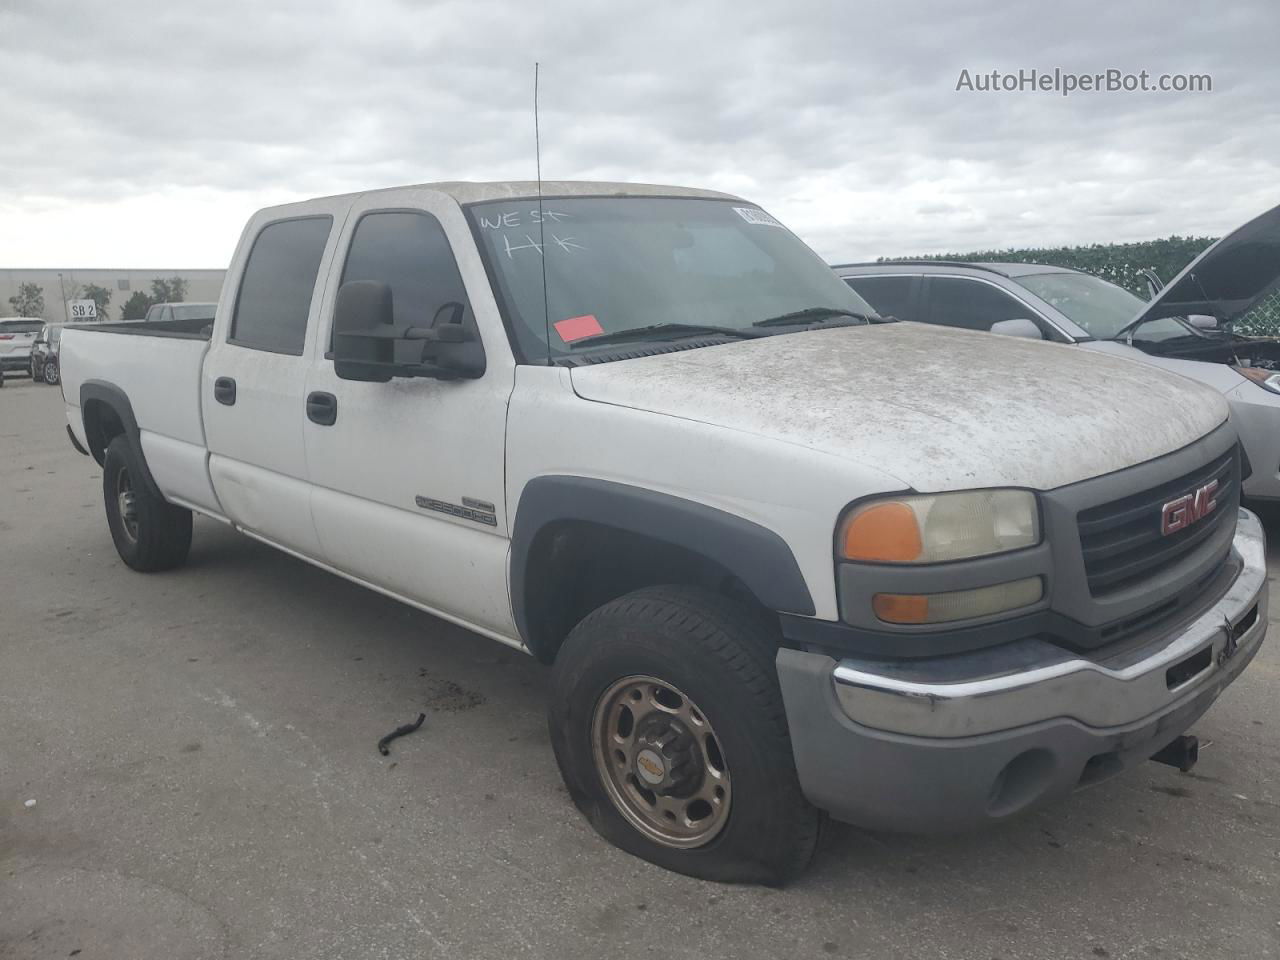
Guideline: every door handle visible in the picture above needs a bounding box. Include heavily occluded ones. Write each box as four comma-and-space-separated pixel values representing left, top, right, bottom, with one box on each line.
306, 391, 337, 426
214, 377, 236, 406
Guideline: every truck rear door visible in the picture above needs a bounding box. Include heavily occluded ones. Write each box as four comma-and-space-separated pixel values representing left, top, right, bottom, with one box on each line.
202, 207, 344, 555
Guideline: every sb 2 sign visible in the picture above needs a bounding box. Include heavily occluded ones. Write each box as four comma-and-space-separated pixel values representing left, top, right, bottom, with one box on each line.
68, 299, 97, 320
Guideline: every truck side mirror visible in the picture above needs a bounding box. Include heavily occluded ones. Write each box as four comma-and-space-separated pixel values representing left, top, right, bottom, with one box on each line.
989, 318, 1044, 340
332, 282, 486, 382
333, 281, 396, 382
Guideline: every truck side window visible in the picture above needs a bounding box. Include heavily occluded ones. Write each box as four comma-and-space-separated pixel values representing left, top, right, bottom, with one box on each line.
845, 276, 917, 321
230, 216, 333, 355
926, 277, 1032, 332
336, 211, 473, 348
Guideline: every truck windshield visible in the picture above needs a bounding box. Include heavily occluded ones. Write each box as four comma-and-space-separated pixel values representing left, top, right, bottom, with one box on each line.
172, 304, 216, 321
1014, 272, 1188, 342
468, 196, 875, 361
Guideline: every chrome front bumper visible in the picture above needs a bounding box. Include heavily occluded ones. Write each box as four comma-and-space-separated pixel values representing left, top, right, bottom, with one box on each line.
831, 509, 1266, 738
776, 508, 1268, 833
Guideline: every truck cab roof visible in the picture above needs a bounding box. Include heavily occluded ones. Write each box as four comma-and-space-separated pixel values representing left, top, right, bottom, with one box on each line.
260, 180, 740, 216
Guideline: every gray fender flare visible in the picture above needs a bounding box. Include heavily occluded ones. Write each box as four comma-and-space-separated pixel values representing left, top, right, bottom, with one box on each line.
510, 476, 815, 660
79, 380, 163, 499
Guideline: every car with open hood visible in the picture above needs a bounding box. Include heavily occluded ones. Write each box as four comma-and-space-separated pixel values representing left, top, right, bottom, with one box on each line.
57, 181, 1267, 884
835, 202, 1280, 499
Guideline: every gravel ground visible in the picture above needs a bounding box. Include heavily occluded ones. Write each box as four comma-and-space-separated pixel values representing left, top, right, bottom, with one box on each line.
2, 377, 1278, 959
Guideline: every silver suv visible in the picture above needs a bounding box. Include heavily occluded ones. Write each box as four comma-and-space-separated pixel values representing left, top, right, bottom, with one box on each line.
834, 203, 1280, 500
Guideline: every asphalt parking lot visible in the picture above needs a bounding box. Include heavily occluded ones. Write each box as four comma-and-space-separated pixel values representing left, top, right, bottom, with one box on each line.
2, 377, 1278, 960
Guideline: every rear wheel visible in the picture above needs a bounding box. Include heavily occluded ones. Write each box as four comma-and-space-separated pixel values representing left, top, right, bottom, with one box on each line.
103, 435, 192, 571
549, 585, 821, 885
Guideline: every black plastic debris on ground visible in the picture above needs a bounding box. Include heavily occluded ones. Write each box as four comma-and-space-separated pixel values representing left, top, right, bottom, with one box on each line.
377, 713, 426, 756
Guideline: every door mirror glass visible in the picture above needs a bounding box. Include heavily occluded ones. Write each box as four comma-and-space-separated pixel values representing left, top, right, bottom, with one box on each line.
332, 282, 484, 382
989, 317, 1044, 340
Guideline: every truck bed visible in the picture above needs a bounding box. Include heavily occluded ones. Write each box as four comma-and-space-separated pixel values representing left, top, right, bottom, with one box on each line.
61, 323, 220, 514
78, 317, 213, 339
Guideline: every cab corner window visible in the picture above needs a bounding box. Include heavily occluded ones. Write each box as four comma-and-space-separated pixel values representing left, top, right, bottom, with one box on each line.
231, 216, 333, 355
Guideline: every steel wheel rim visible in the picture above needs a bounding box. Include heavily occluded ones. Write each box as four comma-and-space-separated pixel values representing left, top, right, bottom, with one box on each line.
115, 466, 139, 542
591, 675, 731, 849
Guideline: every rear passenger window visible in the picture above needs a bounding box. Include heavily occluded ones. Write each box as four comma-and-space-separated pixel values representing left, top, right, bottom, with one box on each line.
231, 216, 332, 354
337, 211, 473, 345
926, 277, 1031, 332
845, 276, 917, 320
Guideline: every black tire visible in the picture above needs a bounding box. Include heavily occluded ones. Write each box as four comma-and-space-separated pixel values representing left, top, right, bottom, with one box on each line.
103, 435, 193, 571
549, 585, 821, 885
43, 358, 59, 385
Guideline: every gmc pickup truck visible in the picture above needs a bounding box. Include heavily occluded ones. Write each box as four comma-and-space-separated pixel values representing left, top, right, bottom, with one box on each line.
60, 181, 1267, 884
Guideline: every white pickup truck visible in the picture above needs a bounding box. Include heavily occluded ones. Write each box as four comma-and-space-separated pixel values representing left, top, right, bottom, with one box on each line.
60, 181, 1267, 884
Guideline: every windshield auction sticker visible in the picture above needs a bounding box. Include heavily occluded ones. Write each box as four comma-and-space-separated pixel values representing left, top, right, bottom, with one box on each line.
554, 314, 604, 342
733, 207, 784, 227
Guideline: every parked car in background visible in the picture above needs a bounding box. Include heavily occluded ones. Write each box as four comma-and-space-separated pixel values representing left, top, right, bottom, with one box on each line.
0, 318, 44, 385
835, 202, 1280, 500
59, 181, 1266, 884
30, 322, 66, 384
142, 302, 217, 326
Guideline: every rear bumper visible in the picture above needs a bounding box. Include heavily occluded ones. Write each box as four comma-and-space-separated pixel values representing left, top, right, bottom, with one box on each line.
777, 508, 1267, 833
0, 354, 31, 371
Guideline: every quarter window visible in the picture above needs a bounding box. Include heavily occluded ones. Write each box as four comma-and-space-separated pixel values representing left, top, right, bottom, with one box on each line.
845, 276, 918, 321
231, 216, 332, 354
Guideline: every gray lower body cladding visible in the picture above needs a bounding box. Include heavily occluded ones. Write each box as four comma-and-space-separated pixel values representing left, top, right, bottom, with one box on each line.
777, 509, 1267, 833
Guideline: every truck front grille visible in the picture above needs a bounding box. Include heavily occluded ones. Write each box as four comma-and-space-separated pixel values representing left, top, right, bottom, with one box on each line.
1077, 448, 1238, 597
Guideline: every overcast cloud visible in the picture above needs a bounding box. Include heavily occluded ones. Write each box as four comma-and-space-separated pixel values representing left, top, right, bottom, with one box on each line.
1, 0, 1277, 267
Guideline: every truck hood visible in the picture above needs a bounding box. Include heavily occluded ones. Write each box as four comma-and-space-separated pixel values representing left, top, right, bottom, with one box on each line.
568, 323, 1229, 492
1118, 201, 1280, 334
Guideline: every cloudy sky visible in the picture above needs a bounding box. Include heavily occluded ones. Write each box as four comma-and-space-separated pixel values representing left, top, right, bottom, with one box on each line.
2, 0, 1277, 267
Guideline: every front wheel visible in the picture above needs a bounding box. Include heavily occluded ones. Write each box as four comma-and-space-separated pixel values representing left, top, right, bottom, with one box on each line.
103, 435, 193, 571
549, 585, 821, 885
42, 358, 59, 385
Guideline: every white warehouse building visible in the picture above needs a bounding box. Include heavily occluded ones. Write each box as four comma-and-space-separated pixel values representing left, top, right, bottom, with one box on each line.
1, 268, 226, 322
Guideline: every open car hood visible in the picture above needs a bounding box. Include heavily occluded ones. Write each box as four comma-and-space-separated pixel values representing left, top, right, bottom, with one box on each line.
1117, 201, 1280, 337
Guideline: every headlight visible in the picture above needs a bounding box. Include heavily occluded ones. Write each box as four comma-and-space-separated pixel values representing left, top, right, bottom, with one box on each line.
839, 489, 1039, 564
1234, 365, 1280, 394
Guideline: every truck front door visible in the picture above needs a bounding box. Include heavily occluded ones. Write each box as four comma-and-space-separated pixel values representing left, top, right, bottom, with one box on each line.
302, 194, 518, 641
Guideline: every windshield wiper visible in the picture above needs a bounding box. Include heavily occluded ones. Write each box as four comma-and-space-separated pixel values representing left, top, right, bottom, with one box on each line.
567, 322, 760, 350
752, 307, 874, 328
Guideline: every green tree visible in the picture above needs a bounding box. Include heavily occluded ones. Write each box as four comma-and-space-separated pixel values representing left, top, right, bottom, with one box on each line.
121, 290, 155, 320
150, 275, 188, 303
8, 282, 45, 318
80, 283, 112, 321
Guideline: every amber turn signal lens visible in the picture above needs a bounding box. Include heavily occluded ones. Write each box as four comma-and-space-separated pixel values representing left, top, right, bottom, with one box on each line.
841, 501, 923, 563
873, 578, 1043, 625
872, 593, 930, 624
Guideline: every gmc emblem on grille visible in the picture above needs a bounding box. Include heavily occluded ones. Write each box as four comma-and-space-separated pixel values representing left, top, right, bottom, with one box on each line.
1161, 479, 1219, 536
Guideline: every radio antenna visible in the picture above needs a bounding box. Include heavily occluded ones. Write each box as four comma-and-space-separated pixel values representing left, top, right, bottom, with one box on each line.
535, 62, 552, 366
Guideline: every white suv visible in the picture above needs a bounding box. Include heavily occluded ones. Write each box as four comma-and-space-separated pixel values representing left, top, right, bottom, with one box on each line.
0, 318, 44, 383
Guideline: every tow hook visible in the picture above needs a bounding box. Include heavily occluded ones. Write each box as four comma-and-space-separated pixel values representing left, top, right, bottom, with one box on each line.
1150, 734, 1199, 773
